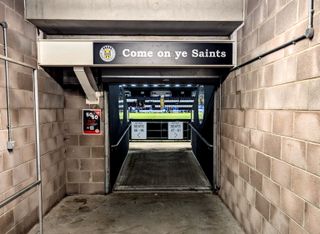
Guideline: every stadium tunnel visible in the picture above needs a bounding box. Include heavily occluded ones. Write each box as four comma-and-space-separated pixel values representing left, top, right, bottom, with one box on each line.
46, 66, 230, 193
36, 31, 235, 193
4, 1, 320, 233
33, 19, 235, 195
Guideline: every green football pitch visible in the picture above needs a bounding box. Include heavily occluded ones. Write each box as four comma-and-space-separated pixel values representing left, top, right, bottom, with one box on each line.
128, 112, 192, 120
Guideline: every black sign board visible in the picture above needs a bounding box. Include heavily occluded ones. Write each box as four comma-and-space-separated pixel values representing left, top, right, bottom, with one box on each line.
93, 41, 233, 66
82, 109, 101, 135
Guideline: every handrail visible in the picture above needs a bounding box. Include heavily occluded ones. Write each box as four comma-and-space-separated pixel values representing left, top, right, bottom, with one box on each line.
0, 180, 41, 208
189, 123, 213, 149
111, 122, 132, 148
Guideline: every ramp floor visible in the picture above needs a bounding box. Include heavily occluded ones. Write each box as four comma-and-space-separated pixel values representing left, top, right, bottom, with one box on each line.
113, 142, 211, 192
28, 194, 245, 234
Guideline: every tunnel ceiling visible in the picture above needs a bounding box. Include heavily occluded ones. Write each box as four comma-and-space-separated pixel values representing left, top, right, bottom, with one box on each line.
25, 0, 243, 36
98, 67, 230, 85
27, 20, 242, 36
44, 67, 230, 87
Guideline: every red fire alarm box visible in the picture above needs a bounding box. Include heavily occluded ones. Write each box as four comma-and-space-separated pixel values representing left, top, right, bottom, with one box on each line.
82, 109, 102, 135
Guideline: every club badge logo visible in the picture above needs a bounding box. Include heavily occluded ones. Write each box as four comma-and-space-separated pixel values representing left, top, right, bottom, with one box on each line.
99, 45, 116, 62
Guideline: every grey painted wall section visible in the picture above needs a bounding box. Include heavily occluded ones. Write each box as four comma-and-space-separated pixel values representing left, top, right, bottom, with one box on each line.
25, 0, 243, 35
26, 0, 243, 21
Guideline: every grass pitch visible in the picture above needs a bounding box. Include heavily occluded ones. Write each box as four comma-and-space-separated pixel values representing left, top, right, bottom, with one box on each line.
129, 112, 191, 120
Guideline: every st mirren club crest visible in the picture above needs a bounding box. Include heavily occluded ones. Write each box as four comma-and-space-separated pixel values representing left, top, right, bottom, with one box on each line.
99, 45, 116, 62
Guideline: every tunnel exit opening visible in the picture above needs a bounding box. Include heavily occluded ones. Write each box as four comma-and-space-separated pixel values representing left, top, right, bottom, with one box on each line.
105, 81, 219, 193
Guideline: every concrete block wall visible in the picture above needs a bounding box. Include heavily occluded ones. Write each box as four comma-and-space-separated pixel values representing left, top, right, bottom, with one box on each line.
0, 0, 65, 233
219, 0, 320, 234
64, 88, 105, 195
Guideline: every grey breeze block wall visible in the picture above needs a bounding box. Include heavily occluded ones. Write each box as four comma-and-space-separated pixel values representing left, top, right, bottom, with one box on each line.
64, 87, 105, 195
0, 0, 65, 233
219, 0, 320, 234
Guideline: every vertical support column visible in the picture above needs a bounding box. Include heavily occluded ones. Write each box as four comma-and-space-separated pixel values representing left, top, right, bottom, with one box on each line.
104, 91, 111, 193
213, 82, 222, 192
213, 88, 217, 189
218, 78, 222, 190
33, 69, 43, 234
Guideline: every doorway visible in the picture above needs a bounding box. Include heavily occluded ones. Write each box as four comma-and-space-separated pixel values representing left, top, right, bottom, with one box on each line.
105, 82, 217, 193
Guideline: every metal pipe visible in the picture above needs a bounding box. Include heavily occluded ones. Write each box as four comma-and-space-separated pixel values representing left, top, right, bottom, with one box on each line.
33, 69, 43, 234
232, 0, 314, 71
231, 34, 307, 71
189, 123, 213, 149
0, 21, 15, 150
0, 180, 41, 208
0, 53, 36, 69
111, 122, 132, 148
308, 0, 314, 29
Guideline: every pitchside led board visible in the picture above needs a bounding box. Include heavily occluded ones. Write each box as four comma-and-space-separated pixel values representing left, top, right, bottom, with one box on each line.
83, 109, 102, 135
93, 41, 233, 66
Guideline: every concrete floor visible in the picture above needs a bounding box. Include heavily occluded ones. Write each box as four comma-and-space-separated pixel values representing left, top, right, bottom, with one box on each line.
29, 193, 244, 234
114, 142, 211, 192
29, 143, 244, 234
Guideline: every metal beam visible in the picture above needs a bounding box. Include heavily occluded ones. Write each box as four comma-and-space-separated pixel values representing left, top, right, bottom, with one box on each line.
38, 41, 93, 66
37, 39, 234, 67
73, 66, 98, 102
84, 67, 98, 91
